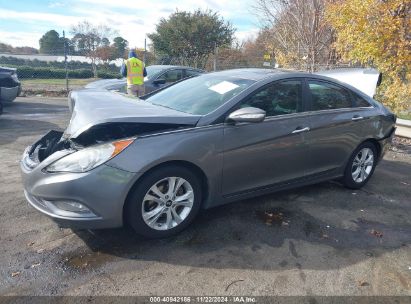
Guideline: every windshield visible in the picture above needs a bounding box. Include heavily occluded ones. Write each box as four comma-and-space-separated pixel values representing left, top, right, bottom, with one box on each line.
145, 74, 256, 115
145, 66, 168, 79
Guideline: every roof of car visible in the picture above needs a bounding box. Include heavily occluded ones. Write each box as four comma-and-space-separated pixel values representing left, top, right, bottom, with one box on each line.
148, 65, 204, 71
209, 68, 306, 81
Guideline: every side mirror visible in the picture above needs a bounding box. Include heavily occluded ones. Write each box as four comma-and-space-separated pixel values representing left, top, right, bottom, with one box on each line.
227, 107, 266, 124
153, 79, 166, 85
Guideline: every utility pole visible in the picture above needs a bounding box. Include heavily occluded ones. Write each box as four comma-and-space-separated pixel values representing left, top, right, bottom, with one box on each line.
143, 37, 147, 65
213, 43, 218, 72
63, 30, 69, 94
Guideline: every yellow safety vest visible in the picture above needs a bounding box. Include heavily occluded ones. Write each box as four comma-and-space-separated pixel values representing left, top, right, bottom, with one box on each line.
126, 57, 144, 85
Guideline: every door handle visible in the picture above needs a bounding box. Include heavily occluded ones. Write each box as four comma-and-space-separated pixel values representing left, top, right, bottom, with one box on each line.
352, 115, 364, 121
292, 127, 310, 134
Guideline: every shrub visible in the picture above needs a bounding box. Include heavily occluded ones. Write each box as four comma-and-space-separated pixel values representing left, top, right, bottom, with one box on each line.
15, 66, 94, 79
0, 56, 119, 72
97, 71, 121, 79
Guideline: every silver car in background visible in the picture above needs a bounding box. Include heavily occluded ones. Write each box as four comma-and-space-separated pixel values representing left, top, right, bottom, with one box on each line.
84, 65, 204, 94
0, 66, 21, 114
21, 68, 396, 238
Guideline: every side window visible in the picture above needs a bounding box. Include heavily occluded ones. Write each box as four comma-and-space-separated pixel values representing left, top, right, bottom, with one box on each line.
158, 70, 183, 83
240, 80, 302, 117
185, 69, 202, 78
308, 80, 352, 111
353, 93, 371, 107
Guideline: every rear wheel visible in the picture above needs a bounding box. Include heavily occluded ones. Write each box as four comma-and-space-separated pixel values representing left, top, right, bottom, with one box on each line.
342, 142, 378, 189
125, 165, 202, 238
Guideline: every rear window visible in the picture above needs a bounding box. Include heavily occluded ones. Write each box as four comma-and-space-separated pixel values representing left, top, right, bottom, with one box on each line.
308, 80, 352, 110
186, 69, 203, 77
353, 94, 371, 107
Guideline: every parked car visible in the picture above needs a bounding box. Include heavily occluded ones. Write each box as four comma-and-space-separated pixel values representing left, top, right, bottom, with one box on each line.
84, 65, 205, 94
21, 68, 396, 238
0, 66, 21, 114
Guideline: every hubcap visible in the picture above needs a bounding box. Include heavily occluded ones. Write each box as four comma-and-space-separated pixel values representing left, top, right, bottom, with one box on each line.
351, 148, 374, 183
141, 177, 194, 231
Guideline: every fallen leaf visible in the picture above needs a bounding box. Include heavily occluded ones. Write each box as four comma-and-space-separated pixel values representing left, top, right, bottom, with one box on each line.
36, 249, 44, 254
11, 271, 20, 277
31, 263, 41, 268
358, 281, 370, 287
257, 210, 284, 226
27, 242, 35, 247
370, 229, 383, 238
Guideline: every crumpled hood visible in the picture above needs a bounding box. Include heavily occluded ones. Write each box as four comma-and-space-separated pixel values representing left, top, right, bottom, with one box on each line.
65, 89, 201, 139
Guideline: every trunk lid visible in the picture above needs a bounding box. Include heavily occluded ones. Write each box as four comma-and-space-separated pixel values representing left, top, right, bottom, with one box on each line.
315, 68, 382, 98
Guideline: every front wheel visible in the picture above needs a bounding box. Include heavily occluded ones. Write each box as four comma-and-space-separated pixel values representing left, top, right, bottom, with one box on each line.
125, 165, 202, 238
342, 142, 378, 189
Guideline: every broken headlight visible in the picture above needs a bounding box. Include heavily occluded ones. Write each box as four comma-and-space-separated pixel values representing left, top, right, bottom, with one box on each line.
45, 138, 134, 173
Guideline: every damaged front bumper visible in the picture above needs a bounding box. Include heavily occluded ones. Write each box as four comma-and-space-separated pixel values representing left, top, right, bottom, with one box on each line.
20, 131, 140, 229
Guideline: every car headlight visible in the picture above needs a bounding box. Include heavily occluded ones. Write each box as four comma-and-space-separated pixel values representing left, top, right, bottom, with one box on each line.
45, 138, 134, 173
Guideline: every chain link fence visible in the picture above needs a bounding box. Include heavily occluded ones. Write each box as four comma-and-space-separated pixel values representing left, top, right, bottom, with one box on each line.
0, 52, 363, 97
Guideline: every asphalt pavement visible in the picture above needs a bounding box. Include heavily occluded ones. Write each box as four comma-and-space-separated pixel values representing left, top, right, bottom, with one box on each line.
0, 97, 410, 297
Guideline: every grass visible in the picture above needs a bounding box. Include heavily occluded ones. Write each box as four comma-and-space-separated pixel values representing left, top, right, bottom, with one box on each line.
21, 78, 97, 86
398, 113, 411, 120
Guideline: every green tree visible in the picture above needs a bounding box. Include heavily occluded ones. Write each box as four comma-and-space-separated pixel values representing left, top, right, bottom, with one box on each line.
39, 30, 63, 54
112, 36, 128, 58
148, 9, 235, 68
101, 37, 110, 47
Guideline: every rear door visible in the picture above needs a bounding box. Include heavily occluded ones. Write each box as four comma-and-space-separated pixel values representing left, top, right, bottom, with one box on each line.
159, 69, 183, 85
304, 78, 367, 176
184, 69, 203, 79
149, 69, 184, 92
222, 78, 312, 196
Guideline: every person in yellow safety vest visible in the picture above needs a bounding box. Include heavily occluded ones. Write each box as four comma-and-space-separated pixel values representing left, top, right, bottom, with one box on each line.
120, 50, 147, 97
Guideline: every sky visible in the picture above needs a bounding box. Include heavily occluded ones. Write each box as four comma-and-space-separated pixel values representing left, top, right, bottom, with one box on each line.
0, 0, 260, 49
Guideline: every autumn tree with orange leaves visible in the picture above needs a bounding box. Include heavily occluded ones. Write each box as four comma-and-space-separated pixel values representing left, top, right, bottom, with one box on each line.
325, 0, 411, 113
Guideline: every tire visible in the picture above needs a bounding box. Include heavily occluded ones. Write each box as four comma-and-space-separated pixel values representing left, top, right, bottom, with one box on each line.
342, 141, 378, 189
125, 165, 202, 238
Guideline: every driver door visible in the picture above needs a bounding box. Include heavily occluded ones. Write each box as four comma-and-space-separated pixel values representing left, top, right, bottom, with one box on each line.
222, 79, 311, 196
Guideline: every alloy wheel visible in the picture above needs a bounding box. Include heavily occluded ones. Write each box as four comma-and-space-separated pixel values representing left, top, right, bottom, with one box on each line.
351, 147, 374, 183
141, 176, 194, 230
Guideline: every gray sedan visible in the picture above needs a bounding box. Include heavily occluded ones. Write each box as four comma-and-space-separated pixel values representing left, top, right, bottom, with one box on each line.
21, 68, 396, 238
84, 65, 204, 94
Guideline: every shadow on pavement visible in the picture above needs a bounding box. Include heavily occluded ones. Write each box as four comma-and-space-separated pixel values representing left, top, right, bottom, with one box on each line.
0, 118, 61, 145
72, 158, 411, 272
0, 101, 65, 145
